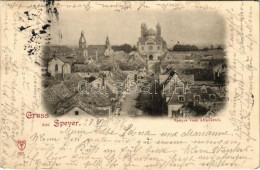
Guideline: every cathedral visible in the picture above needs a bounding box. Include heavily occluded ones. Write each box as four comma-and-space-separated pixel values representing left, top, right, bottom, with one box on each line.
137, 22, 167, 61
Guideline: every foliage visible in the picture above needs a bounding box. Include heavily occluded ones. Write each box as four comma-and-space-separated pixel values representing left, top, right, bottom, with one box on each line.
112, 44, 136, 53
173, 44, 199, 51
151, 62, 161, 73
187, 102, 208, 117
132, 45, 137, 51
136, 77, 167, 116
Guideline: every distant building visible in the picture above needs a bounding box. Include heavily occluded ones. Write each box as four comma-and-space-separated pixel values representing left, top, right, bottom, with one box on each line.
78, 31, 88, 63
48, 54, 72, 77
167, 85, 223, 118
77, 32, 114, 63
42, 73, 113, 117
104, 36, 114, 56
87, 45, 106, 61
137, 22, 167, 61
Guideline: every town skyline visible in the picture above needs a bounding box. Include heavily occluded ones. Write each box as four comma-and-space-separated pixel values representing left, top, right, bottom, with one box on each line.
50, 9, 225, 48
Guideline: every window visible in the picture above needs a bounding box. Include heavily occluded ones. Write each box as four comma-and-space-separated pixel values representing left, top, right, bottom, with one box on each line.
179, 96, 184, 102
75, 111, 79, 116
55, 64, 58, 71
158, 46, 160, 50
149, 46, 153, 50
194, 96, 200, 102
210, 94, 216, 100
141, 46, 144, 50
201, 89, 207, 93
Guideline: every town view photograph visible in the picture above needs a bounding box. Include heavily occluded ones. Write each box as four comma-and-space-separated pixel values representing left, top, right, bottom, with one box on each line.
40, 9, 228, 118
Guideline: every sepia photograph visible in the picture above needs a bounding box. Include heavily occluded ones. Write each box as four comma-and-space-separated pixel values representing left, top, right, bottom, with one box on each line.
41, 7, 228, 118
1, 1, 259, 169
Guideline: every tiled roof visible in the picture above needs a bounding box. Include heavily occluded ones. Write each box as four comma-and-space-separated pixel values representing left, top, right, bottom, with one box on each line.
181, 102, 209, 117
56, 56, 76, 64
179, 68, 214, 81
76, 56, 86, 64
42, 87, 62, 107
109, 69, 127, 81
63, 73, 84, 92
167, 86, 222, 105
88, 45, 106, 56
51, 82, 73, 100
56, 92, 112, 116
72, 64, 99, 72
42, 73, 84, 110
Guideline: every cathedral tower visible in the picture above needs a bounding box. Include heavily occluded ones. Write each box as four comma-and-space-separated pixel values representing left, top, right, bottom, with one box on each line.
106, 36, 110, 48
79, 31, 86, 49
156, 22, 161, 37
141, 23, 148, 38
78, 31, 88, 62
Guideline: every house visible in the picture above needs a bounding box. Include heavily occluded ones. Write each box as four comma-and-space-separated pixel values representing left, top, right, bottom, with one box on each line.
42, 73, 85, 112
43, 72, 114, 117
167, 85, 223, 118
87, 45, 106, 60
91, 77, 104, 89
160, 71, 185, 100
213, 63, 227, 82
63, 73, 85, 92
136, 69, 146, 83
56, 93, 113, 117
47, 55, 73, 77
48, 57, 64, 75
177, 68, 215, 85
72, 63, 99, 73
65, 106, 94, 117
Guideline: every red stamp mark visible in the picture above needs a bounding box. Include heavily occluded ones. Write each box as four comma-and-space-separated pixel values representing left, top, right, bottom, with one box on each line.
17, 140, 26, 151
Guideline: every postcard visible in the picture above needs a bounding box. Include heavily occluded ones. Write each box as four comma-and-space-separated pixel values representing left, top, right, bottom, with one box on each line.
0, 1, 259, 169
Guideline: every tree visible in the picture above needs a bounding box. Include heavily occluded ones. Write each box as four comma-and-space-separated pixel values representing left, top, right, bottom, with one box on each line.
151, 62, 161, 73
112, 44, 132, 53
132, 45, 137, 51
202, 47, 209, 51
172, 44, 199, 51
217, 45, 223, 50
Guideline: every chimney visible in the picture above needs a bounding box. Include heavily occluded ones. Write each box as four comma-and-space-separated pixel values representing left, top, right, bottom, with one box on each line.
102, 76, 105, 86
95, 48, 98, 61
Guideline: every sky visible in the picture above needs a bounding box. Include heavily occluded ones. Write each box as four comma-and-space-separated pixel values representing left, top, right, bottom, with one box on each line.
51, 7, 225, 48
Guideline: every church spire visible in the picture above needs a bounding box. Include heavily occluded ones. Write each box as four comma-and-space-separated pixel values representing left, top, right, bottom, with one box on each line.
141, 22, 148, 38
156, 22, 161, 37
106, 36, 110, 48
79, 31, 86, 49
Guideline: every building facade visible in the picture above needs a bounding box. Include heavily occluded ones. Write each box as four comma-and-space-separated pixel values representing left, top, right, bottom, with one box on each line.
48, 57, 71, 77
77, 32, 113, 63
137, 22, 167, 61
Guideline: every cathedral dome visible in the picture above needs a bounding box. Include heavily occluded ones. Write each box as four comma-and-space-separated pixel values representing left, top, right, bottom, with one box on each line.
79, 31, 86, 43
79, 35, 86, 43
148, 29, 156, 36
